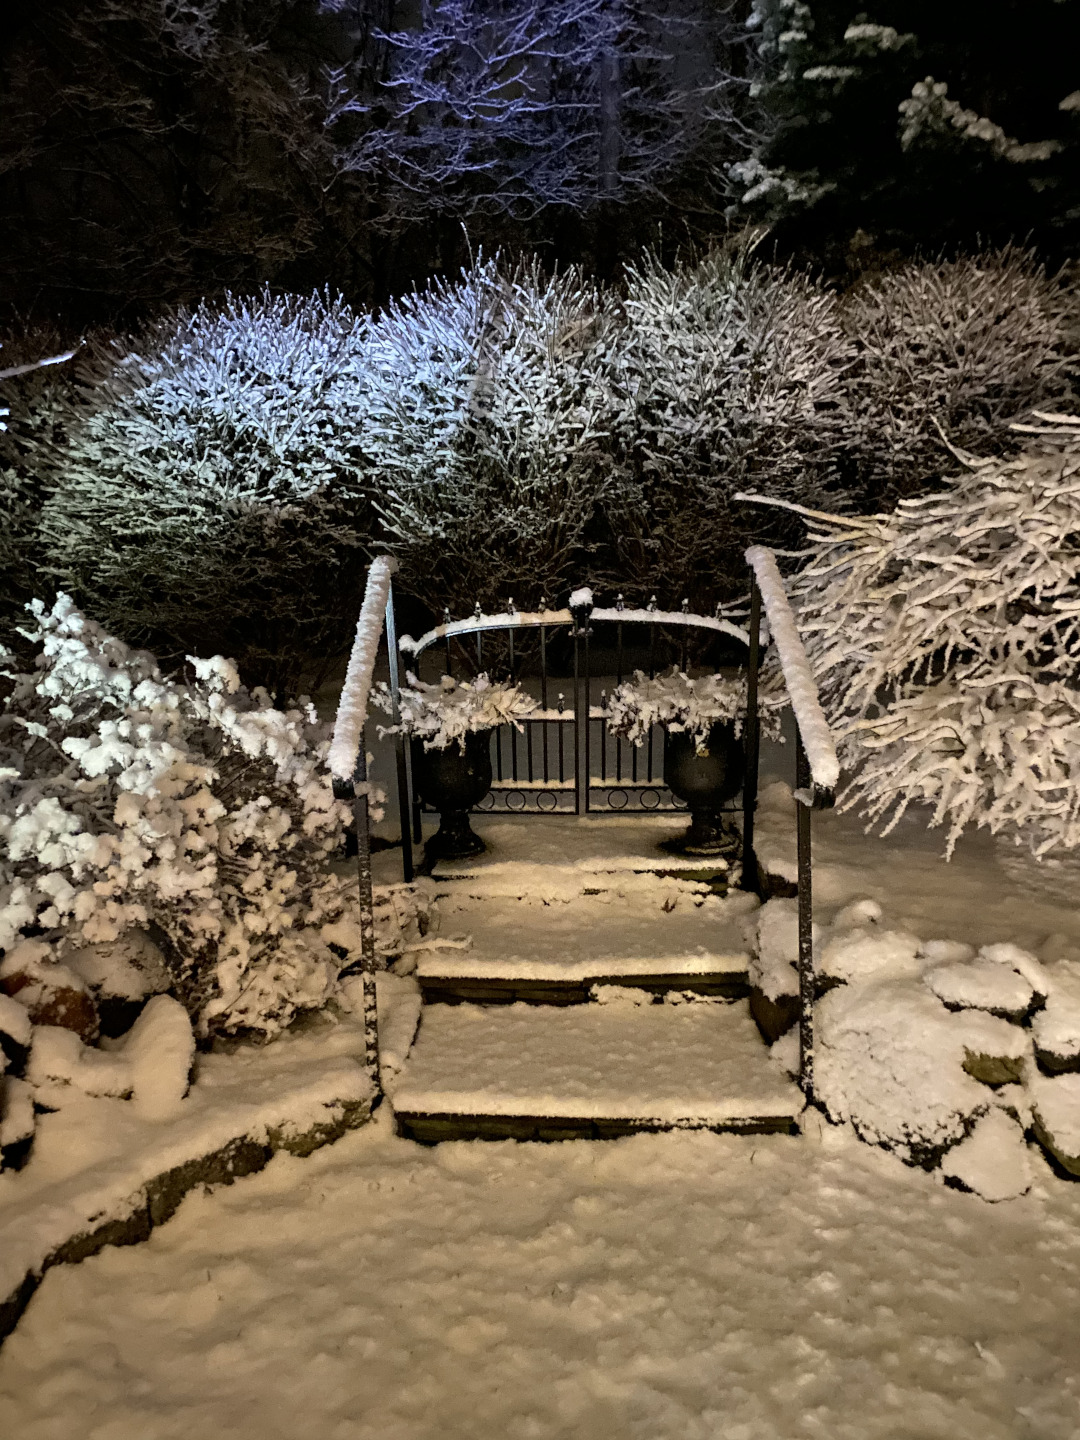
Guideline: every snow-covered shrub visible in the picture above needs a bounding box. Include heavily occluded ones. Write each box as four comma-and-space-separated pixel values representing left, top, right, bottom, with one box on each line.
0, 329, 85, 643
0, 596, 352, 1038
34, 291, 372, 694
371, 672, 536, 751
778, 414, 1080, 858
839, 249, 1075, 504
360, 256, 627, 615
605, 668, 785, 747
608, 248, 856, 610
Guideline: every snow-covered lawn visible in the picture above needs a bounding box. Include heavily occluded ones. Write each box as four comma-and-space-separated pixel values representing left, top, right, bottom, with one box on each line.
1, 1112, 1079, 1440
4, 795, 1080, 1437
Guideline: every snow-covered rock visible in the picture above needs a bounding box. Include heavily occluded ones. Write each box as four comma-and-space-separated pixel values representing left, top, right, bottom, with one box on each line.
0, 941, 98, 1043
924, 956, 1039, 1023
956, 1011, 1030, 1087
1033, 959, 1080, 1073
940, 1108, 1033, 1201
1029, 1072, 1080, 1177
62, 931, 170, 1003
819, 925, 921, 984
816, 979, 990, 1162
122, 996, 195, 1121
27, 1026, 132, 1102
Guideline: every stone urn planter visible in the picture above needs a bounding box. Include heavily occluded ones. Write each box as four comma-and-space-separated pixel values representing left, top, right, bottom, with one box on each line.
411, 732, 493, 860
663, 721, 745, 856
371, 671, 537, 863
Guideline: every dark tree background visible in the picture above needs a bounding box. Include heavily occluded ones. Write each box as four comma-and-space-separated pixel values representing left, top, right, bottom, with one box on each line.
737, 0, 1080, 270
0, 0, 1076, 327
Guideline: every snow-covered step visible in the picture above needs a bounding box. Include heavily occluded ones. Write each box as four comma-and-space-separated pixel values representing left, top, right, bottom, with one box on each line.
414, 890, 757, 1004
390, 998, 803, 1142
431, 815, 732, 897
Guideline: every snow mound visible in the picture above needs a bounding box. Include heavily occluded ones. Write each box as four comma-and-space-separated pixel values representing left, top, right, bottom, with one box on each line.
940, 1108, 1033, 1201
830, 898, 883, 931
751, 898, 820, 1001
1029, 1071, 1080, 1173
924, 956, 1037, 1019
27, 1027, 132, 1101
816, 979, 989, 1161
819, 926, 921, 983
1033, 959, 1080, 1068
122, 997, 195, 1120
61, 931, 170, 1002
919, 939, 976, 965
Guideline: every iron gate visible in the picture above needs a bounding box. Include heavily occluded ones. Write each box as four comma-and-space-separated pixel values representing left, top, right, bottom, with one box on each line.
397, 591, 755, 819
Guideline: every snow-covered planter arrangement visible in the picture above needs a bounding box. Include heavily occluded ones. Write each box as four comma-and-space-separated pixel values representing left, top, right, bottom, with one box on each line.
372, 672, 537, 752
605, 668, 785, 748
762, 415, 1080, 858
0, 595, 353, 1041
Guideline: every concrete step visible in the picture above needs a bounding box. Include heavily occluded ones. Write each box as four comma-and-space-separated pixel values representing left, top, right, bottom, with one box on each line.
412, 888, 758, 1005
390, 997, 802, 1143
430, 814, 734, 897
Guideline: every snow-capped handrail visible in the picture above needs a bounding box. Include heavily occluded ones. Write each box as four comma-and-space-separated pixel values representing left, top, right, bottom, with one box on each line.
399, 604, 751, 657
329, 555, 399, 782
745, 545, 839, 799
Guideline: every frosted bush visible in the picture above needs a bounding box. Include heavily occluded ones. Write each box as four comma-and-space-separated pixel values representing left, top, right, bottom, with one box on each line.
372, 672, 536, 751
360, 256, 627, 614
839, 249, 1074, 503
779, 414, 1080, 858
608, 248, 856, 609
34, 291, 372, 693
0, 596, 352, 1037
605, 668, 786, 747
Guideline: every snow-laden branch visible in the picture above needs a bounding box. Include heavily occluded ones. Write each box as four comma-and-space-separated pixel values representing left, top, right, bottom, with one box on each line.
399, 605, 751, 657
328, 556, 399, 781
745, 545, 839, 797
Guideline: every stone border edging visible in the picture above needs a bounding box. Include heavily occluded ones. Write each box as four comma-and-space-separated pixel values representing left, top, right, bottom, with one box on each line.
0, 1093, 373, 1347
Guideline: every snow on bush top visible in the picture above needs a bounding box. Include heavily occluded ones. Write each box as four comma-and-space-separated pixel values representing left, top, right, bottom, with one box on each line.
33, 290, 373, 692
605, 667, 785, 748
0, 595, 351, 1037
778, 414, 1080, 856
371, 672, 537, 751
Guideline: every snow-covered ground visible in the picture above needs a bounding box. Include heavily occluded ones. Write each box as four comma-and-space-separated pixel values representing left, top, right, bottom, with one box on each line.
4, 789, 1080, 1437
1, 1111, 1079, 1440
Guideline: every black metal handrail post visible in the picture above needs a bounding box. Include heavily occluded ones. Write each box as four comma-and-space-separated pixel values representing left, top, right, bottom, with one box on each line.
332, 742, 381, 1086
383, 578, 414, 884
795, 730, 814, 1104
742, 577, 762, 895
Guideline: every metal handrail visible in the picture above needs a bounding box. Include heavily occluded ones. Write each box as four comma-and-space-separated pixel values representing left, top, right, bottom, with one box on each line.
743, 544, 840, 1106
328, 554, 413, 1095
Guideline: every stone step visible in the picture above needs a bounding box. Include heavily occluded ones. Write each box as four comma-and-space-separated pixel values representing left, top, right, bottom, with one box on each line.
412, 888, 758, 1005
390, 997, 803, 1143
430, 814, 734, 896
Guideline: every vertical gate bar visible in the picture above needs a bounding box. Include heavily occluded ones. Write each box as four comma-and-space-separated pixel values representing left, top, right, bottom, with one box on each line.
796, 729, 815, 1104
444, 609, 452, 678
742, 577, 762, 895
616, 618, 623, 782
600, 689, 607, 782
496, 722, 503, 781
383, 578, 413, 885
540, 625, 550, 783
558, 691, 567, 783
646, 617, 656, 781
583, 623, 592, 813
573, 634, 582, 814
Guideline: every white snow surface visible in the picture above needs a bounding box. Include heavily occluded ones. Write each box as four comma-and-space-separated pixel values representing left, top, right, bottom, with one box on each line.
940, 1108, 1033, 1202
1031, 1071, 1080, 1159
418, 890, 753, 981
0, 1020, 375, 1309
925, 957, 1036, 1015
391, 998, 802, 1122
0, 993, 32, 1049
1033, 960, 1080, 1059
745, 545, 840, 792
328, 554, 398, 781
3, 1118, 1080, 1439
